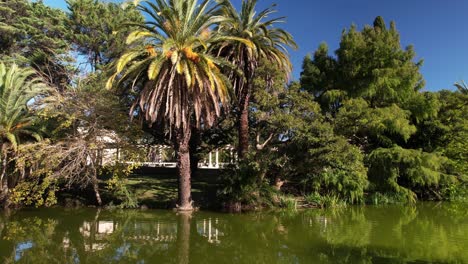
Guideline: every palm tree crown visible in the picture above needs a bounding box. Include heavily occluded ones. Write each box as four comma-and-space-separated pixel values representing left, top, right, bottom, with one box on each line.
108, 0, 238, 131
454, 81, 468, 95
107, 0, 253, 211
216, 0, 297, 97
0, 62, 46, 152
213, 0, 296, 158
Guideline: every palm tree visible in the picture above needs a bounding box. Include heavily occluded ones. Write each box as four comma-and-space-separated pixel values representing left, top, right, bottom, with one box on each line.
108, 0, 238, 211
0, 62, 47, 201
215, 0, 297, 158
454, 80, 468, 95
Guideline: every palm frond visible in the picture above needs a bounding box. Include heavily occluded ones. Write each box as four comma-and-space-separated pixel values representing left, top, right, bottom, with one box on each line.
0, 62, 47, 152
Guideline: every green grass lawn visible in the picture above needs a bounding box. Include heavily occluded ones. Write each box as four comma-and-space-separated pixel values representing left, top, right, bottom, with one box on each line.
125, 170, 221, 209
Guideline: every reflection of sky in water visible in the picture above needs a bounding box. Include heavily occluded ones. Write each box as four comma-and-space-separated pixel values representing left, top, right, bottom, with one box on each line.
114, 243, 131, 260
15, 241, 33, 261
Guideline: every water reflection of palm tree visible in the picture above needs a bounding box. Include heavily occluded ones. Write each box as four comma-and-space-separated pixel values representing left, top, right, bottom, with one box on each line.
176, 212, 192, 264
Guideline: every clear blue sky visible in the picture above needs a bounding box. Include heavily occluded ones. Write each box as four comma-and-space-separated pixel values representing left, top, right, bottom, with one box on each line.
44, 0, 468, 91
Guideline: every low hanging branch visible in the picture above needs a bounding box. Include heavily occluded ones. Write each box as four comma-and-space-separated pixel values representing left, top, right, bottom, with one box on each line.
14, 138, 105, 206
256, 133, 275, 150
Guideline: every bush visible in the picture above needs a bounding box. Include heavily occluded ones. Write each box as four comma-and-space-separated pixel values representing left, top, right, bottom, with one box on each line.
366, 192, 411, 205
367, 146, 460, 202
286, 131, 368, 204
217, 158, 278, 209
304, 192, 347, 208
276, 194, 297, 210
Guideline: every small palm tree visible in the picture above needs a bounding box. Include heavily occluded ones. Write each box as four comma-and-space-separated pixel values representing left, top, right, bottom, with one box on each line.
454, 80, 468, 95
108, 0, 239, 210
215, 0, 297, 158
0, 62, 47, 200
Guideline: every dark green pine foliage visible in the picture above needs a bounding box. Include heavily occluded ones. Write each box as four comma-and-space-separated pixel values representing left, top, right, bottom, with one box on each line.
368, 146, 457, 202
0, 0, 73, 89
66, 0, 143, 71
300, 43, 343, 114
373, 16, 386, 31
409, 87, 468, 179
0, 0, 22, 51
438, 86, 468, 178
336, 16, 425, 107
300, 16, 463, 202
329, 17, 427, 151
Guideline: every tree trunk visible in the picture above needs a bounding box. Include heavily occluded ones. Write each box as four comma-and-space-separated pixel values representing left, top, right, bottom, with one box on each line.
0, 152, 9, 207
91, 174, 102, 206
274, 177, 286, 191
175, 126, 193, 211
238, 89, 250, 159
89, 155, 102, 207
189, 126, 201, 177
0, 176, 8, 208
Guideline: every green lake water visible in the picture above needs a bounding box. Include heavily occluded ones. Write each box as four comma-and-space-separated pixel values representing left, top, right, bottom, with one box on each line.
0, 203, 467, 263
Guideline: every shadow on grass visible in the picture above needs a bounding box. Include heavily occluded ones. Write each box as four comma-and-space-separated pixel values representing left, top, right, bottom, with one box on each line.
126, 170, 221, 209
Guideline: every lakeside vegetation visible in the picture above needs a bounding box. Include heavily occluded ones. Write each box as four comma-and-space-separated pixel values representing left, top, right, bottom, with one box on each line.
0, 0, 466, 211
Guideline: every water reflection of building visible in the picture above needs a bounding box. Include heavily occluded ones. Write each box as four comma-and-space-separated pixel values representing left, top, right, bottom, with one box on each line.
197, 218, 223, 244
76, 217, 224, 253
79, 220, 179, 252
79, 221, 117, 251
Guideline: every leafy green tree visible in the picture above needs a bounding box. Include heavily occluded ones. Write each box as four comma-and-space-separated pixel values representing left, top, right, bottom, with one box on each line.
0, 0, 73, 90
0, 0, 24, 53
66, 0, 144, 71
300, 17, 430, 150
300, 43, 342, 113
0, 63, 49, 205
301, 16, 425, 111
215, 0, 297, 158
335, 98, 417, 151
367, 147, 456, 202
336, 16, 425, 107
405, 85, 467, 196
12, 76, 144, 208
432, 87, 467, 177
108, 0, 237, 211
282, 107, 368, 203
219, 58, 368, 206
300, 16, 463, 202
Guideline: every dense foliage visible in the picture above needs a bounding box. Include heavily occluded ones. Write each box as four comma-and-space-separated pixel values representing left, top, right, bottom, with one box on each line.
299, 16, 466, 204
0, 1, 466, 209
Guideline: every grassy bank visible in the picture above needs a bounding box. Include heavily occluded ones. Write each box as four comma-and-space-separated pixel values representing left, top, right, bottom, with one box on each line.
124, 171, 220, 209
56, 168, 467, 211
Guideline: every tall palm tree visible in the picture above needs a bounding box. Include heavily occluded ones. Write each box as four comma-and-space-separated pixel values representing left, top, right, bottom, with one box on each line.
108, 0, 239, 210
0, 62, 47, 201
215, 0, 297, 158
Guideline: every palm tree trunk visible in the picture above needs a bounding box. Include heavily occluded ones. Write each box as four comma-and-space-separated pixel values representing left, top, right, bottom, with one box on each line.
0, 156, 6, 193
0, 176, 8, 207
0, 151, 9, 206
189, 126, 201, 177
238, 89, 250, 159
175, 126, 193, 211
